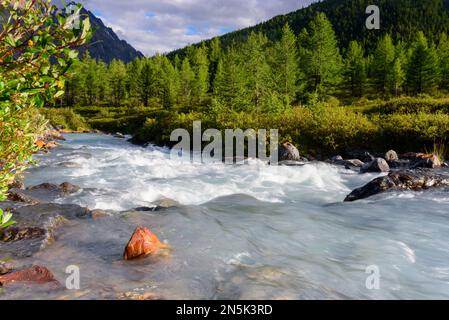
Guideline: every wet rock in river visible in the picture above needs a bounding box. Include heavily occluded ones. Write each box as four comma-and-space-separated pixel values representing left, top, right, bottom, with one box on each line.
15, 182, 82, 203
385, 150, 399, 162
123, 227, 168, 260
1, 203, 92, 258
7, 190, 40, 205
346, 150, 375, 163
345, 169, 449, 202
0, 265, 60, 287
278, 143, 307, 162
7, 179, 25, 190
1, 227, 46, 242
59, 182, 80, 194
27, 182, 80, 194
0, 262, 13, 275
360, 158, 390, 173
91, 209, 112, 220
410, 153, 441, 169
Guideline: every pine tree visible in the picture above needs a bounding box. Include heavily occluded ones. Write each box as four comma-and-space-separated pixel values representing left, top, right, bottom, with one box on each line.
208, 37, 222, 89
126, 59, 141, 104
190, 46, 210, 103
389, 58, 406, 96
301, 13, 342, 97
213, 49, 247, 111
371, 34, 396, 94
406, 32, 440, 95
179, 58, 195, 107
82, 53, 101, 105
109, 59, 127, 106
137, 59, 153, 107
241, 32, 273, 111
344, 41, 366, 97
271, 24, 299, 107
161, 56, 180, 109
437, 33, 449, 90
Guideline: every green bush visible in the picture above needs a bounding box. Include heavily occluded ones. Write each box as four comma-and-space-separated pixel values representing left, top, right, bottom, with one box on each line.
40, 108, 90, 132
375, 112, 449, 152
362, 97, 449, 115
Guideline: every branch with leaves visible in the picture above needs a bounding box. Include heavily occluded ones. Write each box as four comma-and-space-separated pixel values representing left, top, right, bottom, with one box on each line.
0, 0, 92, 202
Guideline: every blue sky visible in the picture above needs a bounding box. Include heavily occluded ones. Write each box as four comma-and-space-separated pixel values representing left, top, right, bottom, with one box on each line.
73, 0, 317, 56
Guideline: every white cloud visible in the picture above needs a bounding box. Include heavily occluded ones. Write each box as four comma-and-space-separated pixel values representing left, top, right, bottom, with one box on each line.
76, 0, 317, 56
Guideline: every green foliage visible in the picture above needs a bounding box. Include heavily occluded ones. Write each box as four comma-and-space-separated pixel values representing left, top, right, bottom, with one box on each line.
406, 32, 440, 95
371, 34, 396, 94
344, 41, 366, 97
40, 108, 90, 132
300, 13, 342, 97
0, 208, 15, 229
0, 0, 91, 202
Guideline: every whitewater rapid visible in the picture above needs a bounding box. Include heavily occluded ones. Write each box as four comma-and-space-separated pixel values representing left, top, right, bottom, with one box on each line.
26, 133, 366, 210
14, 133, 449, 300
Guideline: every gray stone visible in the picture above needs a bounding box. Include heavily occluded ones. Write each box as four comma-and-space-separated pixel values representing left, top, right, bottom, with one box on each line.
360, 158, 390, 173
345, 169, 449, 202
385, 150, 399, 162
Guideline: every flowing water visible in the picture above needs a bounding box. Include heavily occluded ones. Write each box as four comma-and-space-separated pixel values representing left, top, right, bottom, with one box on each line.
3, 133, 449, 299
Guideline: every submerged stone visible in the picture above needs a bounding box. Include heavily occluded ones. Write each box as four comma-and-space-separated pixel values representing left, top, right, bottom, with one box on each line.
0, 265, 59, 287
123, 227, 168, 260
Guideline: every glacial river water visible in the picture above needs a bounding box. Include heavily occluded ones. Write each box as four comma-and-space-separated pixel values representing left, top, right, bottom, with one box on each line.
4, 133, 449, 299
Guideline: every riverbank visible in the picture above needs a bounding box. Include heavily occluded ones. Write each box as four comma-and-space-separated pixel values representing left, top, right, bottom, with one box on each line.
42, 96, 449, 158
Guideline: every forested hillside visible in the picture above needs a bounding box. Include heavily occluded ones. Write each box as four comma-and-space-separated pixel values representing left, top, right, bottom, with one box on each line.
168, 0, 449, 58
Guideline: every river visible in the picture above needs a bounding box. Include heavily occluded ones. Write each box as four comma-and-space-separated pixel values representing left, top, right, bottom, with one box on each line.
4, 133, 449, 299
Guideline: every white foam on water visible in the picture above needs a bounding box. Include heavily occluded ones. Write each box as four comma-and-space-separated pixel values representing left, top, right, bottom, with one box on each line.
50, 135, 350, 209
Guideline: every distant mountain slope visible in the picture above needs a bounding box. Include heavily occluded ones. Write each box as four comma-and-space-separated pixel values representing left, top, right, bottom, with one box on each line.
168, 0, 449, 58
78, 7, 144, 63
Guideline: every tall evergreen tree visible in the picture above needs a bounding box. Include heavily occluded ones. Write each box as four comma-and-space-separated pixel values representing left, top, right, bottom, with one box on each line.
241, 32, 273, 111
437, 33, 449, 90
179, 58, 195, 107
190, 46, 210, 103
109, 59, 127, 106
371, 34, 396, 94
137, 60, 153, 107
344, 41, 366, 97
213, 49, 247, 111
406, 32, 440, 95
271, 24, 299, 106
300, 13, 342, 97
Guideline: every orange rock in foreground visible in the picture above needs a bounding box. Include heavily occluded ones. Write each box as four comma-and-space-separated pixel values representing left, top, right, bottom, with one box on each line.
35, 140, 46, 148
0, 265, 59, 286
123, 227, 168, 260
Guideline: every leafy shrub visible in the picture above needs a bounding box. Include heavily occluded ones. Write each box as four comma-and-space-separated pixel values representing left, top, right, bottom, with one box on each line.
40, 108, 90, 132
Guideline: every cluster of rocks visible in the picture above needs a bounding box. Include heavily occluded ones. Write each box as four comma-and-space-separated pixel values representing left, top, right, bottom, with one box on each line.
328, 149, 449, 201
276, 142, 449, 202
1, 178, 171, 290
34, 126, 66, 151
329, 149, 446, 174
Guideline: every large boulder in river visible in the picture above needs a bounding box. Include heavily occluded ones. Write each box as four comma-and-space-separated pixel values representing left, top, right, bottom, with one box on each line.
360, 158, 390, 173
123, 227, 168, 260
278, 143, 305, 162
345, 169, 449, 202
